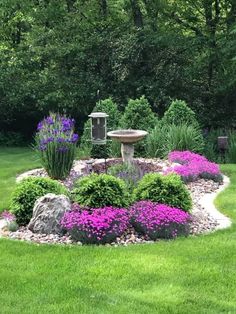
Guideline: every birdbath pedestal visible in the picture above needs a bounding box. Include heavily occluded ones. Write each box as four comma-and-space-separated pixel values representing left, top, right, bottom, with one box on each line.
107, 130, 148, 164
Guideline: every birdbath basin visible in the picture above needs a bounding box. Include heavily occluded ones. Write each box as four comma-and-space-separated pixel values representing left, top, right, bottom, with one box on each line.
107, 129, 148, 164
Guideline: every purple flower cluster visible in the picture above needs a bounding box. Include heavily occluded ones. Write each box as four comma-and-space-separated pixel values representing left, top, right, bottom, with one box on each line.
36, 113, 79, 152
166, 151, 223, 183
61, 206, 129, 244
130, 201, 190, 239
1, 210, 16, 222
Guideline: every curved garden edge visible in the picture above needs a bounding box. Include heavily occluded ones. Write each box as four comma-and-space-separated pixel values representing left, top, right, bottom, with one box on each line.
0, 174, 232, 241
199, 175, 232, 231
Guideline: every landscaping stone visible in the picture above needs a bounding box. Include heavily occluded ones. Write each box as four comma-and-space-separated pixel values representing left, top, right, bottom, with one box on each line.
28, 194, 71, 235
0, 219, 7, 237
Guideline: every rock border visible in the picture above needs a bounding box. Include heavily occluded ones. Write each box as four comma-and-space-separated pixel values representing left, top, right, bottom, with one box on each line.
199, 175, 232, 230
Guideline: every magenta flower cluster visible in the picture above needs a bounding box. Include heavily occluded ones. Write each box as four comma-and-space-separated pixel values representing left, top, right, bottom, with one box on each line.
166, 151, 223, 183
61, 206, 129, 244
130, 201, 190, 239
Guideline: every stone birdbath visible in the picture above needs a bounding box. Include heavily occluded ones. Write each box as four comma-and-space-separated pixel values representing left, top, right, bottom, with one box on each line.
107, 129, 148, 164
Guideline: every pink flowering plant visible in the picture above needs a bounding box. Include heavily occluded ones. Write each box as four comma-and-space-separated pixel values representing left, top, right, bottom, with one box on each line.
61, 205, 129, 244
35, 113, 79, 180
167, 151, 223, 183
0, 211, 18, 231
130, 201, 191, 240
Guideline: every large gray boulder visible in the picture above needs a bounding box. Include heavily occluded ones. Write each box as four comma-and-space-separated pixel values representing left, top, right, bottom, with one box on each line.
28, 193, 71, 234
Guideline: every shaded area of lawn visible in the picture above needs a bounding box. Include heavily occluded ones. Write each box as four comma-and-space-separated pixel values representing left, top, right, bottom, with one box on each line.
0, 151, 236, 313
0, 147, 40, 211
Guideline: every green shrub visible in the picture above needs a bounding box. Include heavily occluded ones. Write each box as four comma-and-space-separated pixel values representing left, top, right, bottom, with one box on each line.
162, 99, 200, 127
133, 173, 192, 212
80, 98, 121, 158
203, 128, 234, 163
10, 177, 68, 225
121, 96, 157, 156
121, 96, 157, 131
0, 131, 26, 146
72, 173, 130, 208
227, 133, 236, 163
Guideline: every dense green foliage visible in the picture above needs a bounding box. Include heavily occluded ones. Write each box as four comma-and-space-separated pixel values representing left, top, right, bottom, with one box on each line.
162, 100, 200, 127
72, 173, 130, 208
146, 123, 169, 158
1, 1, 235, 137
203, 129, 236, 162
121, 96, 157, 155
10, 177, 68, 225
0, 132, 26, 146
133, 173, 192, 212
146, 123, 204, 158
121, 96, 157, 131
165, 124, 204, 153
227, 134, 236, 163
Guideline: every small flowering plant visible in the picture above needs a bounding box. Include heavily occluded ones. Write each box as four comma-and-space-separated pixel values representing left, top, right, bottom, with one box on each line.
0, 211, 18, 232
167, 151, 223, 183
35, 113, 79, 180
61, 206, 129, 244
130, 201, 191, 240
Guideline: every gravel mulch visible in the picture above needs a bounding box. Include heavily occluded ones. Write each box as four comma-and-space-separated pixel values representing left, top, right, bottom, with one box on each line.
2, 159, 223, 246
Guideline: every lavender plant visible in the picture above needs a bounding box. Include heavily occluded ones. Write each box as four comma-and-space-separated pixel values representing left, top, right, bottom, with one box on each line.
35, 113, 79, 180
108, 163, 144, 192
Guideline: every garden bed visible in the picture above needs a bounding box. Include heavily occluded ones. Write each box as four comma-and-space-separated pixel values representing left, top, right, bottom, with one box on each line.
1, 157, 228, 246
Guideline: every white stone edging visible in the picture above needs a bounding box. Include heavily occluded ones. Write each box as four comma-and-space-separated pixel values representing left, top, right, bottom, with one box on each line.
199, 175, 232, 230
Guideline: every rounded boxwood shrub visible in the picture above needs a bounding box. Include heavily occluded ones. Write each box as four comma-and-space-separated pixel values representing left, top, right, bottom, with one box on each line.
61, 206, 129, 244
121, 96, 157, 131
72, 173, 131, 208
162, 99, 200, 127
120, 96, 158, 156
133, 173, 192, 212
10, 177, 68, 225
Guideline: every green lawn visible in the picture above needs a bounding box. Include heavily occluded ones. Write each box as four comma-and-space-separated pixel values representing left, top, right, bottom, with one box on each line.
0, 148, 236, 314
0, 147, 40, 211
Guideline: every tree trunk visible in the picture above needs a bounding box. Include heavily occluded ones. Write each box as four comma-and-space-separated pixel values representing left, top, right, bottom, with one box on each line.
130, 0, 143, 28
204, 0, 220, 87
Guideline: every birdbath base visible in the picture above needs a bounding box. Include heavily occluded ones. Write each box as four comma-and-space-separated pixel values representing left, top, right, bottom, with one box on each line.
121, 143, 134, 164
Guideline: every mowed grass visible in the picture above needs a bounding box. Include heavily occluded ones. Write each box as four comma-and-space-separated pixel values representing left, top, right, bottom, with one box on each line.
0, 147, 40, 211
0, 149, 236, 313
